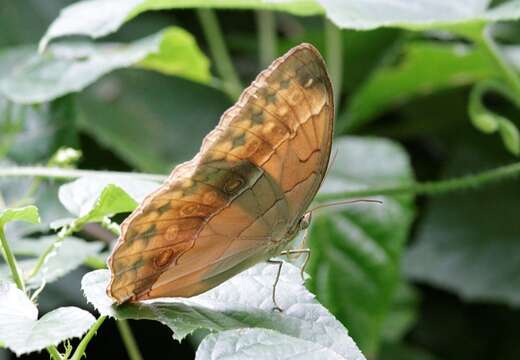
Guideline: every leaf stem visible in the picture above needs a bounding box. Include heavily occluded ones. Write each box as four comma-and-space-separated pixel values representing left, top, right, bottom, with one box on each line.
0, 228, 25, 292
480, 25, 520, 99
47, 345, 62, 360
316, 161, 520, 202
256, 10, 277, 68
116, 320, 143, 360
0, 166, 166, 182
70, 315, 107, 360
196, 9, 242, 100
325, 19, 343, 109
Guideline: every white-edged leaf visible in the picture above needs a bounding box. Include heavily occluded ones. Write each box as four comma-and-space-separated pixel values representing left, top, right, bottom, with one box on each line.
2, 26, 209, 104
196, 328, 345, 360
82, 263, 366, 360
40, 0, 323, 49
317, 0, 520, 30
0, 282, 95, 355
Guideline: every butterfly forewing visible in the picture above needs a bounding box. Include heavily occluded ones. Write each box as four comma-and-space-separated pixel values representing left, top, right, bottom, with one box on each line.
107, 43, 334, 303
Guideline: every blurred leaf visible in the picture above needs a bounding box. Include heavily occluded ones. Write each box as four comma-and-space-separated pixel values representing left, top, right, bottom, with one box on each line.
59, 176, 159, 229
195, 328, 347, 360
341, 42, 496, 131
0, 206, 40, 228
378, 343, 438, 360
309, 137, 415, 356
317, 0, 520, 31
40, 0, 323, 49
138, 27, 210, 83
82, 263, 366, 359
0, 282, 95, 356
78, 70, 231, 172
381, 282, 419, 343
1, 26, 209, 104
404, 136, 520, 306
0, 0, 71, 47
0, 236, 103, 287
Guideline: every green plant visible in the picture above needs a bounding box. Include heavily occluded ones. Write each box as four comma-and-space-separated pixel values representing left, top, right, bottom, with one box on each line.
2, 1, 520, 359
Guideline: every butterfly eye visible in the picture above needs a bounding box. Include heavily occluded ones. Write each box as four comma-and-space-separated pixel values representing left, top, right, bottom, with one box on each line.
300, 212, 313, 230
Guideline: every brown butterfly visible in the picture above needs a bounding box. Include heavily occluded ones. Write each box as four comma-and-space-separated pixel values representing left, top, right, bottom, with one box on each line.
107, 43, 334, 309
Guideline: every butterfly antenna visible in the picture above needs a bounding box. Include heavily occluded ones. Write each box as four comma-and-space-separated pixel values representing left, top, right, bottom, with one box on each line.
306, 199, 383, 214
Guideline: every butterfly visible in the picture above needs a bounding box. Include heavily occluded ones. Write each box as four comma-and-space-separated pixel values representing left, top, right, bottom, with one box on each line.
107, 43, 334, 309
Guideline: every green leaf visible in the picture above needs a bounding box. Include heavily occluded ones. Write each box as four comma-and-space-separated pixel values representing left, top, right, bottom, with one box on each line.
341, 41, 496, 130
381, 282, 419, 343
58, 175, 159, 217
317, 0, 520, 31
0, 282, 95, 356
404, 136, 520, 306
196, 328, 348, 360
309, 137, 416, 356
78, 70, 231, 172
0, 236, 103, 287
0, 206, 40, 229
1, 26, 210, 104
40, 0, 323, 49
58, 176, 159, 226
82, 264, 366, 359
138, 27, 210, 83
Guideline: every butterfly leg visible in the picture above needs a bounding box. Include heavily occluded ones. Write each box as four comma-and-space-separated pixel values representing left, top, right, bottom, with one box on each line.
267, 259, 283, 312
280, 226, 311, 281
280, 248, 310, 282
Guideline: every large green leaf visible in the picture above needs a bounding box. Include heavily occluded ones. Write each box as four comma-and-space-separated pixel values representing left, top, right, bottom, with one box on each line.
340, 41, 496, 131
0, 282, 95, 356
1, 26, 209, 104
78, 70, 231, 172
40, 0, 323, 49
317, 0, 520, 30
309, 137, 416, 356
404, 137, 520, 306
82, 264, 366, 359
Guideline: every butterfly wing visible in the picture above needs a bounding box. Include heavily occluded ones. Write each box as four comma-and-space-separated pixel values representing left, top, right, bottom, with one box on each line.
107, 43, 334, 303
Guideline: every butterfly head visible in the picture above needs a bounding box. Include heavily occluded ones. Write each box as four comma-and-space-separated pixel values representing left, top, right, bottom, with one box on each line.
299, 212, 313, 231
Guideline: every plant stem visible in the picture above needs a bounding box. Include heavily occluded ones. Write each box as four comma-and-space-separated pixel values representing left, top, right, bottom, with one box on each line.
70, 316, 107, 360
3, 161, 520, 204
116, 320, 143, 360
27, 223, 77, 280
316, 161, 520, 202
47, 345, 62, 360
0, 166, 166, 182
196, 9, 242, 100
256, 10, 277, 68
324, 18, 343, 109
0, 228, 25, 292
480, 25, 520, 99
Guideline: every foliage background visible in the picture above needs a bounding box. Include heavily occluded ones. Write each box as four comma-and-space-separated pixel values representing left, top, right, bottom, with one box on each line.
1, 0, 520, 359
